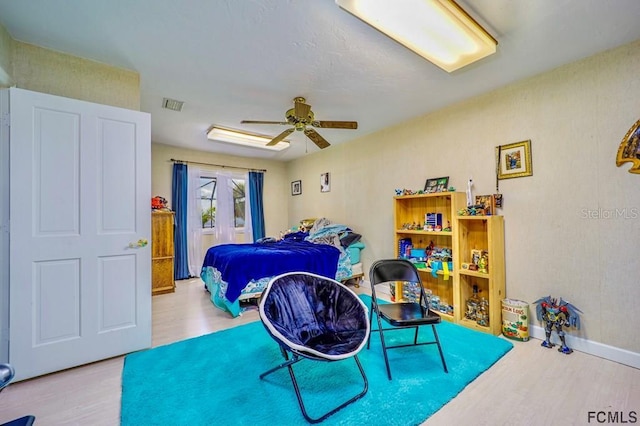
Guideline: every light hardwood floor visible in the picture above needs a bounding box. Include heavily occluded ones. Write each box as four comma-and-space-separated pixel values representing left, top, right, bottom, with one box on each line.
1, 279, 638, 426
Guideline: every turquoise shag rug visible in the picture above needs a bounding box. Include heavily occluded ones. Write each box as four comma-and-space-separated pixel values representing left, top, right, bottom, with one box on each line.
121, 296, 512, 425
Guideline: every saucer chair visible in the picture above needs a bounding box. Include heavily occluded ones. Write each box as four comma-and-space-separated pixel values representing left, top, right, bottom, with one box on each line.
259, 272, 370, 424
0, 364, 36, 426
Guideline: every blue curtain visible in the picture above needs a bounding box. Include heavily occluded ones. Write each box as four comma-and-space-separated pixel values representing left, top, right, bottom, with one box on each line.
172, 163, 190, 280
248, 171, 265, 241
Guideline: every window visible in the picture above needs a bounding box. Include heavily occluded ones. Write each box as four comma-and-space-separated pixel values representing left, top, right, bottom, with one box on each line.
199, 176, 246, 229
200, 177, 217, 229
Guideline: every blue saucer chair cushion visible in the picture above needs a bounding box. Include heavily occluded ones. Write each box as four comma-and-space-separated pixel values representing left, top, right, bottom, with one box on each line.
259, 272, 369, 361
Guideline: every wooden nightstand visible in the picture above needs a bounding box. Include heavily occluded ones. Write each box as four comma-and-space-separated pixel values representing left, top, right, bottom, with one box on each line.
151, 210, 175, 295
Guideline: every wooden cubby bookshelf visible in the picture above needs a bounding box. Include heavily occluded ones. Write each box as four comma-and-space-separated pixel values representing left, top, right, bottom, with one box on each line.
393, 192, 465, 324
456, 216, 505, 335
393, 193, 505, 335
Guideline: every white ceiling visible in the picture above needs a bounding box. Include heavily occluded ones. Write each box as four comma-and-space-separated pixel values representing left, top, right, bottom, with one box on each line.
2, 0, 640, 162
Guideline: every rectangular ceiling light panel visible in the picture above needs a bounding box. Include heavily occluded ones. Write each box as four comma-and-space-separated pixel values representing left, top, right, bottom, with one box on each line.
207, 126, 290, 151
336, 0, 497, 72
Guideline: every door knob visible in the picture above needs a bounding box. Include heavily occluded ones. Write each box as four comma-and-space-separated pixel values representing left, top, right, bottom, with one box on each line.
128, 239, 148, 248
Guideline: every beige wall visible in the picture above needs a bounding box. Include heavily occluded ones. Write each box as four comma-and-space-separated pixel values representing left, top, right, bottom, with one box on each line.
288, 40, 640, 355
11, 40, 139, 110
0, 25, 139, 108
151, 143, 290, 252
0, 24, 12, 86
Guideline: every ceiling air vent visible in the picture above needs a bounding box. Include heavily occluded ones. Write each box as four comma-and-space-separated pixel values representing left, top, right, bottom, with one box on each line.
162, 97, 184, 112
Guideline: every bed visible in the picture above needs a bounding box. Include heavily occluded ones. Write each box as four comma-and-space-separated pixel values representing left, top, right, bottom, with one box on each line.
201, 220, 364, 317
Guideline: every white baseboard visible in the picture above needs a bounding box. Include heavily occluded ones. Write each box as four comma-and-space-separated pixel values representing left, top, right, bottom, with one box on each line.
363, 283, 640, 370
530, 325, 640, 369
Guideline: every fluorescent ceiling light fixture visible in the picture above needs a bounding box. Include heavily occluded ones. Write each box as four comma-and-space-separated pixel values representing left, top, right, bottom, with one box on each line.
206, 126, 290, 151
335, 0, 497, 72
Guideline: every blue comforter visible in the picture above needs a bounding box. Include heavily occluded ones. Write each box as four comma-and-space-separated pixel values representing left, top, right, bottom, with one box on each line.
201, 240, 341, 303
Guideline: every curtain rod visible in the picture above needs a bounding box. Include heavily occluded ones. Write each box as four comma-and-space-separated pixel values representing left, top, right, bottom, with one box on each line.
170, 158, 266, 173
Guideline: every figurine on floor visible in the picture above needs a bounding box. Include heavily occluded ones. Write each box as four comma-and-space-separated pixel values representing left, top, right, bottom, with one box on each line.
534, 295, 582, 354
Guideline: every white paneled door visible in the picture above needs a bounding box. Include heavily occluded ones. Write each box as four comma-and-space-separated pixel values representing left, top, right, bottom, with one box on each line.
6, 88, 152, 381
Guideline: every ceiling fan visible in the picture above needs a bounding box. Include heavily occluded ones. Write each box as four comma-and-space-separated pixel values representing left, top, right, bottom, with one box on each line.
241, 97, 358, 149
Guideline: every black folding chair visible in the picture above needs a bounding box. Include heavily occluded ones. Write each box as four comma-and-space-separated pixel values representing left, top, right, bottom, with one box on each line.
259, 272, 370, 423
368, 259, 448, 380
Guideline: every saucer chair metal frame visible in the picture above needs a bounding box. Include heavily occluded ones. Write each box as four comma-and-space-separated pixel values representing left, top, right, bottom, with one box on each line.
259, 272, 370, 424
368, 258, 448, 380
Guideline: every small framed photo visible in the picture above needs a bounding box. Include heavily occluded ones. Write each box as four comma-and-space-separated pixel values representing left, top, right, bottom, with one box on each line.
497, 140, 532, 179
320, 172, 331, 193
475, 195, 495, 215
291, 180, 302, 196
424, 176, 449, 193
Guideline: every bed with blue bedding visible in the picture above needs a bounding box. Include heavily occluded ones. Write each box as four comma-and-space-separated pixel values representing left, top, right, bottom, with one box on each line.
201, 220, 361, 317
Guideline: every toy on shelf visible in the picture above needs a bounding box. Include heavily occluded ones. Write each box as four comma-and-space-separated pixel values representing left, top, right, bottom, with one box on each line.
425, 212, 442, 228
401, 222, 425, 230
478, 252, 489, 273
533, 296, 582, 354
465, 285, 480, 321
394, 186, 456, 196
466, 178, 474, 206
429, 294, 454, 316
151, 196, 170, 211
476, 298, 490, 327
400, 219, 446, 232
395, 188, 425, 196
426, 246, 452, 279
464, 285, 489, 326
458, 205, 489, 216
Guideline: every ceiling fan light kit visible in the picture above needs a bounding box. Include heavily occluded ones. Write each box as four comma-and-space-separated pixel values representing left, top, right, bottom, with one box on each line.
206, 125, 290, 151
241, 97, 358, 150
335, 0, 497, 72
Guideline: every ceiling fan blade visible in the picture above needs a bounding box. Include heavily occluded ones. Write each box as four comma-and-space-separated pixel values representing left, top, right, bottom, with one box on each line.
294, 100, 311, 119
241, 120, 289, 125
267, 128, 294, 146
312, 120, 358, 130
304, 128, 330, 149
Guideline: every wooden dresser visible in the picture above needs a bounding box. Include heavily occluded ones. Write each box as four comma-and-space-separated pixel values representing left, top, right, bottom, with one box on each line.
151, 210, 175, 295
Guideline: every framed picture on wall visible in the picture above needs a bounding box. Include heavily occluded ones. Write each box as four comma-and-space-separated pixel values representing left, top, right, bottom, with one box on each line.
497, 140, 533, 179
291, 180, 302, 196
320, 172, 330, 193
